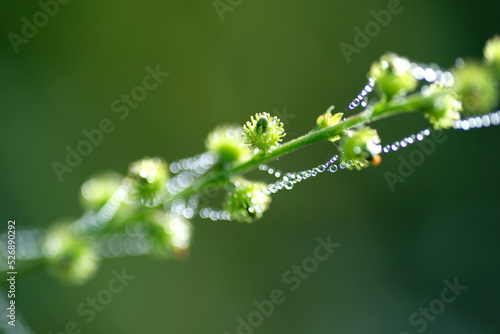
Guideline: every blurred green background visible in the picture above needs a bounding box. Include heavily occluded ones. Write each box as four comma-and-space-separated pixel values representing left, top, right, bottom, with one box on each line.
1, 0, 499, 333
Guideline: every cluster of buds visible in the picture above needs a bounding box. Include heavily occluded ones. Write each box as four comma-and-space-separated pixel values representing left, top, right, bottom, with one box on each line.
369, 53, 418, 101
243, 112, 285, 153
339, 127, 382, 170
223, 178, 271, 223
30, 36, 500, 287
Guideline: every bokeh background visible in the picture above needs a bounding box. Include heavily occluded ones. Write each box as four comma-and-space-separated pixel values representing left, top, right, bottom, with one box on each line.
1, 0, 499, 333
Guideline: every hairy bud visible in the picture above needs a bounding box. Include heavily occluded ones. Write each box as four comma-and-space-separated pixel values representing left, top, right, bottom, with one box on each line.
339, 127, 381, 170
223, 178, 271, 223
44, 224, 100, 285
452, 61, 498, 115
243, 112, 285, 152
423, 84, 462, 129
80, 172, 123, 210
369, 53, 418, 100
484, 35, 500, 78
126, 157, 168, 206
206, 125, 251, 164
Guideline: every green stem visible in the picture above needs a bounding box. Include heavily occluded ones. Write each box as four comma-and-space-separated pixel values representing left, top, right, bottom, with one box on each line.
177, 90, 440, 198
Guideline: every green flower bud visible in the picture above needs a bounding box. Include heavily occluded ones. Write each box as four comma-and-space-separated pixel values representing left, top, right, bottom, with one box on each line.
44, 224, 100, 285
126, 157, 168, 206
452, 61, 498, 115
422, 84, 462, 130
206, 125, 252, 164
369, 53, 418, 100
80, 172, 123, 210
243, 112, 286, 153
223, 178, 271, 223
484, 35, 500, 78
339, 127, 381, 170
316, 107, 343, 143
148, 211, 192, 260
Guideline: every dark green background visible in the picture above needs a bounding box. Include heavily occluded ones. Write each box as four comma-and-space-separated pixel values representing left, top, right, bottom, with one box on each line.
1, 0, 499, 333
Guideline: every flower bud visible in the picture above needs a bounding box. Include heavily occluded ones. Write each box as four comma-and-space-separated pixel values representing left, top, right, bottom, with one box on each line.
126, 157, 168, 206
422, 84, 462, 130
484, 35, 500, 78
452, 61, 498, 115
223, 178, 271, 223
339, 127, 381, 170
80, 172, 123, 210
316, 107, 343, 142
243, 112, 285, 152
369, 53, 418, 100
148, 211, 192, 260
206, 125, 251, 164
44, 224, 100, 285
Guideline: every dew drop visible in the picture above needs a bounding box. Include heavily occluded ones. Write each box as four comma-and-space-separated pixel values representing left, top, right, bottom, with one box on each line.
482, 115, 491, 127
475, 116, 483, 128
412, 66, 425, 80
443, 71, 454, 87
269, 184, 278, 193
328, 164, 338, 173
468, 118, 476, 128
455, 57, 465, 69
491, 112, 499, 125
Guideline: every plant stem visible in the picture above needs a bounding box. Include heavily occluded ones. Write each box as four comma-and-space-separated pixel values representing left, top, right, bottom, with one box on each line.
176, 91, 443, 198
5, 90, 442, 280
